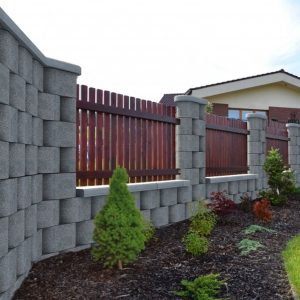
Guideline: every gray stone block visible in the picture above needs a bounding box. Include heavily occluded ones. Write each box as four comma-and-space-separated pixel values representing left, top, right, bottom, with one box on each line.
25, 145, 38, 175
192, 152, 205, 168
17, 176, 32, 209
140, 190, 160, 210
60, 147, 75, 172
31, 175, 43, 204
76, 220, 94, 245
192, 119, 205, 136
141, 209, 150, 221
238, 180, 248, 193
0, 63, 9, 105
8, 210, 24, 248
42, 223, 76, 253
0, 217, 8, 258
247, 179, 256, 192
178, 186, 192, 203
175, 118, 192, 135
206, 183, 218, 198
43, 121, 76, 147
247, 118, 263, 130
38, 93, 60, 120
176, 101, 199, 119
228, 181, 238, 195
176, 152, 192, 169
31, 229, 42, 262
61, 97, 76, 123
0, 248, 17, 293
25, 84, 38, 116
32, 60, 43, 91
289, 145, 299, 155
132, 192, 140, 209
18, 47, 33, 83
38, 147, 60, 173
32, 117, 43, 146
192, 184, 206, 201
248, 153, 260, 166
0, 179, 17, 217
91, 196, 107, 218
160, 188, 177, 206
37, 200, 59, 229
218, 182, 229, 193
16, 237, 32, 276
43, 173, 76, 199
176, 135, 199, 152
169, 203, 186, 223
0, 30, 18, 73
60, 197, 91, 223
233, 193, 243, 203
10, 73, 26, 111
44, 68, 77, 97
18, 111, 32, 144
256, 179, 263, 190
150, 206, 169, 227
0, 141, 9, 179
179, 169, 199, 185
248, 142, 262, 154
248, 129, 260, 142
25, 205, 37, 238
185, 200, 200, 219
0, 104, 18, 142
9, 143, 25, 177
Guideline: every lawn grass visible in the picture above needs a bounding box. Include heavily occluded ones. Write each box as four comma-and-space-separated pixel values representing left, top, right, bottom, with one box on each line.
282, 234, 300, 297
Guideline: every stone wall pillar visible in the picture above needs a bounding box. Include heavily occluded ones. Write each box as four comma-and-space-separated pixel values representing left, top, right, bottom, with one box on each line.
286, 123, 300, 186
175, 95, 207, 202
247, 113, 268, 192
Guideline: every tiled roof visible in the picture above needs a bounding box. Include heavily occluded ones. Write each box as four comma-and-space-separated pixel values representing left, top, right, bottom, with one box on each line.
159, 93, 182, 106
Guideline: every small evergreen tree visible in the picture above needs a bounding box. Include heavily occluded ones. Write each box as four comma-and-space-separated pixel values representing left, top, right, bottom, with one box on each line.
92, 167, 146, 269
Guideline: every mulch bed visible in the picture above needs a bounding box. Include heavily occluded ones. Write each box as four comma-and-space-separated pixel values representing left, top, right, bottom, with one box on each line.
14, 198, 300, 300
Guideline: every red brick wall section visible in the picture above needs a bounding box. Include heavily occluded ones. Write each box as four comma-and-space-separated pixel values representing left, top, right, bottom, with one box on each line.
212, 103, 228, 116
269, 106, 300, 122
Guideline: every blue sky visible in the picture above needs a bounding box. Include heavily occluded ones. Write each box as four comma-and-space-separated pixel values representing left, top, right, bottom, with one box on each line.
2, 0, 300, 101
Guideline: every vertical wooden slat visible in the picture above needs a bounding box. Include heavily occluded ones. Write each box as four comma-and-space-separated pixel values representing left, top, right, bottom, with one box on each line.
171, 106, 176, 179
88, 87, 96, 186
124, 96, 130, 174
158, 104, 164, 181
152, 102, 158, 181
129, 97, 136, 183
135, 99, 142, 182
80, 85, 88, 186
146, 101, 153, 182
103, 91, 110, 184
141, 100, 147, 182
117, 94, 124, 168
110, 93, 117, 173
96, 89, 103, 185
76, 85, 80, 186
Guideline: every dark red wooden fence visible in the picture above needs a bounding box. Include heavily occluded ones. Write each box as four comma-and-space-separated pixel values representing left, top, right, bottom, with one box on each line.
206, 114, 248, 176
76, 85, 177, 186
266, 120, 288, 165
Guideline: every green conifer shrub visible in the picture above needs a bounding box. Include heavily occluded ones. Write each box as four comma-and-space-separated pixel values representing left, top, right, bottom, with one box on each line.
92, 167, 146, 269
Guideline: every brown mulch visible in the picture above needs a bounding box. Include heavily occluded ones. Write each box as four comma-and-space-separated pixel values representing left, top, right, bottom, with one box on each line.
14, 199, 300, 300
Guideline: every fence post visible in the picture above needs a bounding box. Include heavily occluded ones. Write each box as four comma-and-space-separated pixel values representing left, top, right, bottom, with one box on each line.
247, 113, 268, 194
174, 95, 207, 201
286, 123, 300, 186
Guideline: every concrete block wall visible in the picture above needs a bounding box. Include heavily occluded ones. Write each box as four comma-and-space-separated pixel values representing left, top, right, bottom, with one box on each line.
0, 8, 80, 300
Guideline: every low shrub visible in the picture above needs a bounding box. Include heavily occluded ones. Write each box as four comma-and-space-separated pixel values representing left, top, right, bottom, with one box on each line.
244, 224, 275, 235
183, 231, 208, 256
208, 191, 237, 215
238, 239, 265, 256
253, 199, 272, 222
143, 219, 155, 243
175, 273, 226, 300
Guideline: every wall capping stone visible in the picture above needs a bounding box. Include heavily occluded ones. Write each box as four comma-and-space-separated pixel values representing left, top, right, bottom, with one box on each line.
205, 174, 258, 184
174, 95, 208, 105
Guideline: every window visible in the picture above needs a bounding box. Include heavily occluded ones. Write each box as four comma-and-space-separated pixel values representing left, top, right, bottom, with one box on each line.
228, 108, 267, 120
228, 109, 239, 119
242, 110, 253, 121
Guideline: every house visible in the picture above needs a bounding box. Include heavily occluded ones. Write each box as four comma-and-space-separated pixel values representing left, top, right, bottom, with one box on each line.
161, 69, 300, 122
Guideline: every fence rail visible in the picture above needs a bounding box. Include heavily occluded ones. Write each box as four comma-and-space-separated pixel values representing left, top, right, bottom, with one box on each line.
76, 85, 177, 186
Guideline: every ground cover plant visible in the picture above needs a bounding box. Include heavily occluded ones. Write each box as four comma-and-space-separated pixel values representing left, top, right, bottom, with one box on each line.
243, 224, 275, 235
237, 239, 265, 256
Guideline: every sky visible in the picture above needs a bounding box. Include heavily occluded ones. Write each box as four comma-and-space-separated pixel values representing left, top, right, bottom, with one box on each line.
2, 0, 300, 102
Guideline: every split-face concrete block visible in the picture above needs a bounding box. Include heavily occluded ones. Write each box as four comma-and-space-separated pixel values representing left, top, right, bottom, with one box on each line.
16, 237, 32, 276
42, 223, 76, 254
206, 183, 218, 199
18, 47, 33, 84
150, 206, 169, 227
247, 179, 256, 192
176, 101, 200, 119
0, 104, 18, 142
140, 190, 160, 210
38, 147, 60, 173
44, 68, 77, 97
43, 173, 76, 199
175, 118, 192, 135
192, 152, 205, 168
25, 204, 37, 238
60, 197, 91, 223
228, 181, 238, 195
43, 121, 75, 147
248, 153, 260, 166
60, 147, 76, 172
25, 145, 38, 175
192, 119, 205, 136
37, 200, 59, 229
17, 176, 32, 209
192, 184, 206, 201
32, 60, 43, 91
38, 93, 60, 120
8, 210, 25, 248
179, 169, 199, 185
199, 137, 205, 152
233, 193, 244, 203
132, 192, 140, 209
248, 130, 260, 142
76, 220, 94, 245
176, 152, 193, 169
9, 143, 25, 177
10, 73, 26, 111
0, 141, 9, 179
289, 145, 299, 155
248, 142, 262, 154
251, 190, 260, 200
238, 180, 248, 193
176, 135, 199, 152
160, 188, 177, 207
18, 111, 32, 144
169, 203, 186, 223
25, 84, 38, 116
141, 209, 151, 221
255, 179, 263, 190
31, 229, 42, 262
218, 182, 229, 193
60, 97, 76, 123
32, 117, 43, 146
0, 63, 9, 105
177, 186, 192, 203
0, 248, 17, 293
0, 179, 17, 217
185, 200, 200, 219
0, 217, 8, 258
0, 30, 18, 73
31, 174, 43, 204
91, 196, 107, 218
